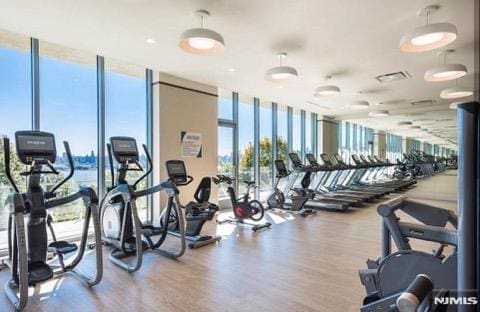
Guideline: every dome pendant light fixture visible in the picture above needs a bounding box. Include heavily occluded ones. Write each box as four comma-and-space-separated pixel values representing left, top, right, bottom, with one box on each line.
348, 92, 370, 110
179, 10, 225, 55
314, 76, 341, 97
440, 79, 473, 99
368, 110, 390, 117
265, 52, 298, 83
424, 50, 467, 82
400, 5, 457, 53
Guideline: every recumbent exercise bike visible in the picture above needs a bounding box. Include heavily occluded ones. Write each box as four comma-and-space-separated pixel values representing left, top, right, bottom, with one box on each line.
161, 160, 221, 249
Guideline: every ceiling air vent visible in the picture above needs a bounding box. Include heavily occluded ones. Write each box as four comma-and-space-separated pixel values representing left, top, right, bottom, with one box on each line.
375, 71, 411, 83
411, 99, 437, 106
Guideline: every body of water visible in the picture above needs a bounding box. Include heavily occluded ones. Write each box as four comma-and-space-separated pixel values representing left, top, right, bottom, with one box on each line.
0, 169, 98, 231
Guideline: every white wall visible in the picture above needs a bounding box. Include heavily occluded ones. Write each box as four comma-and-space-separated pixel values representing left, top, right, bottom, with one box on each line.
152, 73, 218, 220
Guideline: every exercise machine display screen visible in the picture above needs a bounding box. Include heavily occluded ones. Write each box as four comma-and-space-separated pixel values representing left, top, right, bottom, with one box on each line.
289, 153, 302, 166
15, 131, 56, 165
306, 154, 319, 166
110, 137, 139, 163
319, 154, 332, 166
166, 160, 187, 183
275, 160, 288, 175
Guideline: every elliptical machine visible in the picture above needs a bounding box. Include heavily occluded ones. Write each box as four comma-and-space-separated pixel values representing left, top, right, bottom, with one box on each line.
213, 175, 271, 231
267, 159, 316, 217
359, 195, 457, 311
100, 136, 186, 272
0, 131, 103, 311
162, 160, 221, 249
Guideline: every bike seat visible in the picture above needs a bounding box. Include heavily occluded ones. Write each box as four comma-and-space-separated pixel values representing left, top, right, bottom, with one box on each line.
28, 261, 53, 285
244, 181, 256, 187
49, 241, 78, 255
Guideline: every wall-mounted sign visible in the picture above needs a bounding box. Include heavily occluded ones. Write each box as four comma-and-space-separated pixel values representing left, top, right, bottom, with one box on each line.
181, 131, 202, 158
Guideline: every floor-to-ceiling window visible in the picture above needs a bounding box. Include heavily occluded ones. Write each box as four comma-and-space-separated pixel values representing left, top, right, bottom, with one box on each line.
277, 105, 289, 163
0, 29, 152, 253
39, 41, 98, 236
292, 108, 301, 156
258, 100, 273, 200
386, 133, 403, 162
217, 90, 235, 203
0, 31, 31, 250
238, 95, 254, 194
105, 60, 147, 220
305, 112, 312, 156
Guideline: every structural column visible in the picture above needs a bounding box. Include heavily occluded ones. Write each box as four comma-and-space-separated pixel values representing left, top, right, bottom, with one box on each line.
373, 130, 386, 158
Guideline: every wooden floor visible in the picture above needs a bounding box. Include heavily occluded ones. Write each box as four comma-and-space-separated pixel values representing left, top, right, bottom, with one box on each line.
0, 172, 457, 312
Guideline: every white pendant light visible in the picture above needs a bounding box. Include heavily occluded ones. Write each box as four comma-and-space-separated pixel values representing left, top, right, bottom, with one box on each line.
368, 110, 390, 117
425, 50, 467, 82
400, 5, 457, 53
314, 76, 341, 97
265, 53, 298, 83
441, 87, 473, 99
349, 100, 370, 109
179, 10, 225, 56
348, 92, 369, 110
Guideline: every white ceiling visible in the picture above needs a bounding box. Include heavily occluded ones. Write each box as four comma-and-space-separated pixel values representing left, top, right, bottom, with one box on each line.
0, 0, 477, 148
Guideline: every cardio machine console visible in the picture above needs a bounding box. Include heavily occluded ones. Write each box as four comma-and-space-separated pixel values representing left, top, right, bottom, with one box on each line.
306, 153, 320, 166
166, 160, 189, 184
319, 154, 332, 166
274, 160, 289, 177
110, 137, 139, 164
15, 131, 56, 165
288, 153, 303, 168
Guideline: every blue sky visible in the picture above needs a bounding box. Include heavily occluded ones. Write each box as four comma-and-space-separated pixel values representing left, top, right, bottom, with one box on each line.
0, 46, 146, 156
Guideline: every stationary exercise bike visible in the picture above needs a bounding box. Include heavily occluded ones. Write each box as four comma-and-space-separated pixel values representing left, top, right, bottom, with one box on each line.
0, 131, 103, 311
213, 175, 271, 231
161, 160, 222, 248
267, 159, 316, 217
100, 136, 186, 272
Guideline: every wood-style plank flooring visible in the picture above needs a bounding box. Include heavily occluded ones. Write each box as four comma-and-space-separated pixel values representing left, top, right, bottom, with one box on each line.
0, 172, 457, 312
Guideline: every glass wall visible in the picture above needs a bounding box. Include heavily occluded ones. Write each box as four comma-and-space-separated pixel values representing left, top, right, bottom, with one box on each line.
0, 31, 31, 250
238, 95, 255, 194
292, 108, 301, 156
424, 143, 433, 155
339, 121, 374, 163
39, 42, 98, 233
105, 61, 147, 220
258, 100, 273, 200
216, 91, 318, 201
277, 105, 289, 162
0, 29, 152, 252
386, 133, 403, 163
305, 112, 312, 156
218, 89, 233, 120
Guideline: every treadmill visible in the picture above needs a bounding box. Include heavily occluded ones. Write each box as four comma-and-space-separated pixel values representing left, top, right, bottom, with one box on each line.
284, 153, 349, 212
339, 154, 395, 194
313, 153, 381, 201
305, 153, 371, 204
